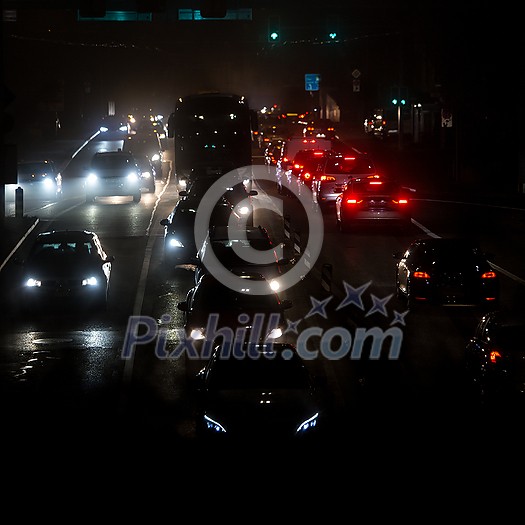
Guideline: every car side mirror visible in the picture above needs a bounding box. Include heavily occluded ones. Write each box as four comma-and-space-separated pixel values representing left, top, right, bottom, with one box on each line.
105, 255, 115, 263
248, 190, 258, 196
177, 301, 188, 311
160, 218, 169, 226
178, 190, 188, 197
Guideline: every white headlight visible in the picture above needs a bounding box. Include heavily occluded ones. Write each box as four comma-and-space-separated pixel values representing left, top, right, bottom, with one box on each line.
127, 172, 139, 181
204, 415, 226, 433
86, 173, 98, 184
190, 328, 206, 340
25, 278, 41, 287
266, 327, 283, 340
82, 276, 98, 286
168, 238, 184, 248
151, 154, 160, 162
296, 413, 319, 434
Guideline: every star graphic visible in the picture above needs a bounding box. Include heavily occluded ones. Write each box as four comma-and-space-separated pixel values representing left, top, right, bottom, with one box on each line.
365, 293, 393, 317
284, 318, 302, 334
390, 309, 409, 326
336, 280, 372, 311
304, 295, 332, 319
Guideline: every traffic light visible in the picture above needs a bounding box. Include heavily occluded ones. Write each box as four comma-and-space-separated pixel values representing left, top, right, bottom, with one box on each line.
268, 15, 281, 43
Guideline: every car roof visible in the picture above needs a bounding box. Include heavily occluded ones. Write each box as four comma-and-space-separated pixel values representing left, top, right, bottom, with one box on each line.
209, 225, 270, 241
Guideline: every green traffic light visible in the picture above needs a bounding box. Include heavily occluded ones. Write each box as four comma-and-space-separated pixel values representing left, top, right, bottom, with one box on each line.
392, 98, 398, 105
270, 31, 279, 41
329, 32, 337, 39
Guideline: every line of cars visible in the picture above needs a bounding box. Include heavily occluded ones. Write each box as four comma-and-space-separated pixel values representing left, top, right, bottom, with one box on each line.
157, 172, 326, 442
269, 133, 522, 410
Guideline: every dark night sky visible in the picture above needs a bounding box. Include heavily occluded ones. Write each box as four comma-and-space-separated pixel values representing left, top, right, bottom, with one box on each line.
1, 0, 515, 150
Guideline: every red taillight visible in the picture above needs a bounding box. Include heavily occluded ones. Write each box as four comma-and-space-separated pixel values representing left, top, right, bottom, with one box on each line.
393, 198, 408, 205
321, 175, 336, 181
481, 271, 497, 279
489, 349, 503, 364
303, 172, 311, 180
346, 198, 358, 204
413, 271, 430, 279
369, 181, 382, 185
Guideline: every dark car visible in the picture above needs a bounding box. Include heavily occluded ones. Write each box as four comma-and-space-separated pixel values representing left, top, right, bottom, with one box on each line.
394, 237, 499, 309
177, 272, 292, 353
465, 307, 525, 408
18, 229, 114, 312
335, 174, 413, 232
195, 225, 289, 290
290, 149, 331, 187
312, 152, 376, 209
123, 131, 163, 178
84, 150, 142, 203
16, 160, 62, 201
99, 114, 131, 136
194, 342, 323, 443
133, 153, 157, 193
159, 194, 239, 267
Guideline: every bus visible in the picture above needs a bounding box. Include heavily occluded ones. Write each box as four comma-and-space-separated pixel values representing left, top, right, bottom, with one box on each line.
167, 92, 258, 184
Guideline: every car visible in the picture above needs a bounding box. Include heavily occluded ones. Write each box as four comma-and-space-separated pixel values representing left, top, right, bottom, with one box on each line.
393, 237, 500, 309
159, 194, 239, 267
465, 306, 525, 408
335, 174, 414, 232
180, 176, 258, 226
123, 131, 164, 179
194, 224, 290, 289
194, 342, 323, 443
302, 118, 337, 139
18, 229, 114, 312
264, 140, 284, 170
312, 152, 376, 209
293, 149, 331, 189
133, 153, 157, 193
275, 136, 333, 194
177, 272, 293, 355
16, 160, 62, 201
84, 150, 142, 203
99, 114, 131, 136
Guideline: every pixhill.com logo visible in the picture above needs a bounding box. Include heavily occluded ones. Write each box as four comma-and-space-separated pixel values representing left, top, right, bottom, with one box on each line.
121, 279, 407, 361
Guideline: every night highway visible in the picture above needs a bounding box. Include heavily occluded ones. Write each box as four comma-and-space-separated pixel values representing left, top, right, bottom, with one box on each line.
1, 130, 524, 461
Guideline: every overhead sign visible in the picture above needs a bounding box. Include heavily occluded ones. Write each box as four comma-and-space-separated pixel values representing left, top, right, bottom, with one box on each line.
305, 74, 320, 91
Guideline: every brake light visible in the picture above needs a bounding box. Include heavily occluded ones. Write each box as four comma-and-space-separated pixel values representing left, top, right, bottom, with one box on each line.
313, 151, 324, 156
294, 163, 303, 169
369, 181, 382, 185
320, 175, 336, 181
413, 271, 430, 279
481, 271, 497, 279
344, 156, 356, 161
345, 198, 360, 204
393, 198, 408, 205
489, 349, 503, 364
303, 172, 312, 180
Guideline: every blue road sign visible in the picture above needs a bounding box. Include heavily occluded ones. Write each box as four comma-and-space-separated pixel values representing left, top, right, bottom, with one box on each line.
305, 74, 320, 91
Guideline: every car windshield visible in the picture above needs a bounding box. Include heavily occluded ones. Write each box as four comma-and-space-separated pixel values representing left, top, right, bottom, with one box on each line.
91, 155, 134, 170
326, 157, 375, 174
192, 282, 278, 310
30, 240, 96, 259
416, 241, 484, 265
207, 351, 309, 390
210, 239, 275, 267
